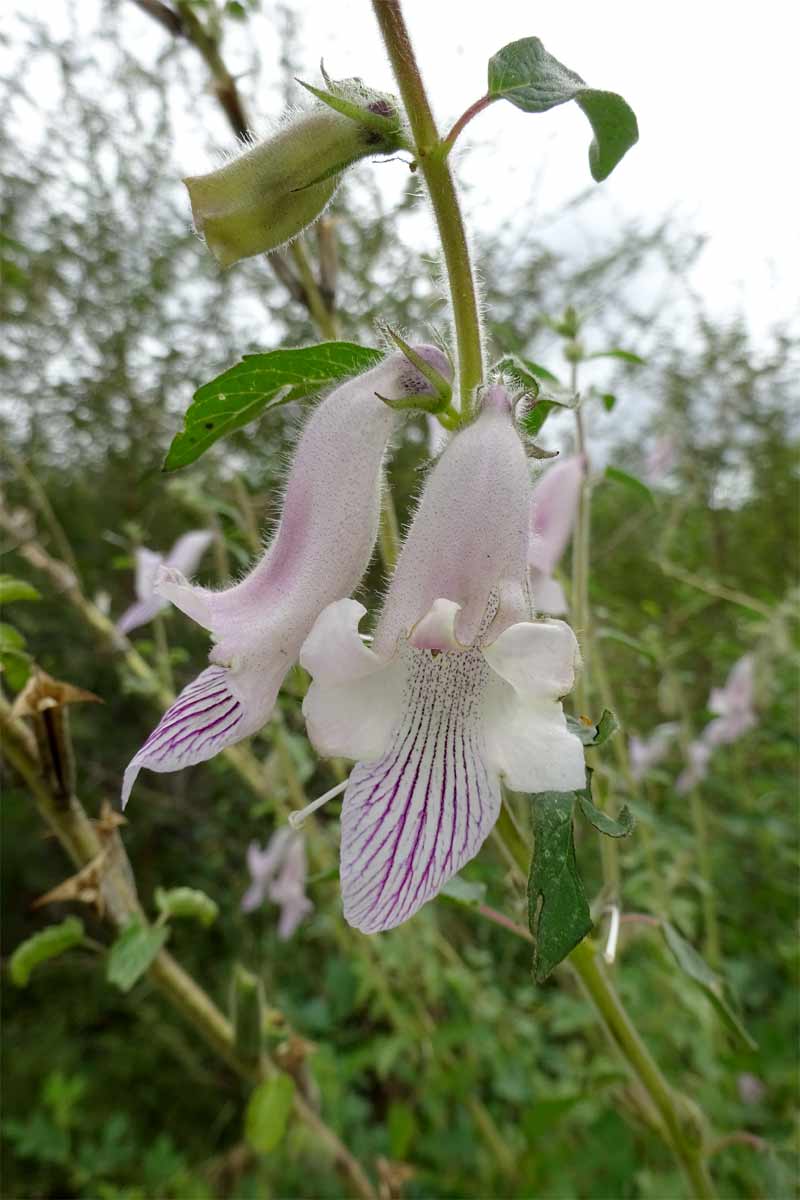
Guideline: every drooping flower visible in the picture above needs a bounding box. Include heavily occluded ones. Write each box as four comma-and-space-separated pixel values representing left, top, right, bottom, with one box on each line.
527, 454, 585, 615
241, 830, 312, 940
300, 385, 586, 934
675, 654, 757, 793
185, 83, 403, 268
116, 532, 213, 636
675, 739, 712, 795
704, 654, 757, 747
628, 722, 679, 782
122, 347, 450, 807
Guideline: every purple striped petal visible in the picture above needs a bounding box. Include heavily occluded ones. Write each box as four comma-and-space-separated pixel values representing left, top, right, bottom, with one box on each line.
340, 645, 500, 934
122, 666, 245, 807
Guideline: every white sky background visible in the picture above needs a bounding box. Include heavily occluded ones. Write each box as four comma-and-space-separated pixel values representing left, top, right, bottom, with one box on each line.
239, 0, 797, 345
12, 0, 798, 346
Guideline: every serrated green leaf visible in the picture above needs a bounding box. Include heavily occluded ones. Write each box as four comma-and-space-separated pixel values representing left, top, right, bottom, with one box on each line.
495, 354, 562, 386
154, 886, 218, 927
487, 38, 638, 181
605, 466, 655, 505
528, 791, 592, 982
164, 342, 383, 471
661, 922, 757, 1051
588, 348, 645, 365
439, 875, 488, 908
10, 918, 85, 986
601, 392, 616, 412
245, 1073, 295, 1153
106, 919, 169, 993
0, 575, 41, 604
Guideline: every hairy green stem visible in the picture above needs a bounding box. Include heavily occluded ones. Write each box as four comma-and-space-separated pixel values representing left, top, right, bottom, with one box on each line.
372, 0, 483, 417
494, 806, 716, 1199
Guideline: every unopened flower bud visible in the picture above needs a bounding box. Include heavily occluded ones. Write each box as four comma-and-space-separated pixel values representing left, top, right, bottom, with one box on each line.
185, 84, 403, 268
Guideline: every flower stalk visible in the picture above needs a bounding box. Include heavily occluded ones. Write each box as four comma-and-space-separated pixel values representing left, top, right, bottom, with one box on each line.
371, 12, 717, 1193
371, 0, 484, 417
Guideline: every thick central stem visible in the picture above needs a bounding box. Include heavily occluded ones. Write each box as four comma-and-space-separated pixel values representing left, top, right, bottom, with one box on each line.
372, 0, 484, 417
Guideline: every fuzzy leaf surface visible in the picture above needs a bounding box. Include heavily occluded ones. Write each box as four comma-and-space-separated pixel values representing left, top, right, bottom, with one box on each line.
528, 791, 592, 981
164, 342, 383, 470
488, 38, 638, 180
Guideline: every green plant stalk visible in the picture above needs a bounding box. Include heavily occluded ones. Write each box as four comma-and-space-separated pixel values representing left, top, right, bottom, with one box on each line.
494, 802, 716, 1199
0, 697, 377, 1200
289, 238, 340, 340
152, 613, 174, 694
371, 0, 483, 418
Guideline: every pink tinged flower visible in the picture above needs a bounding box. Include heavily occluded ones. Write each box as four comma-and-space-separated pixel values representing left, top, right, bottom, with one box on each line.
121, 347, 451, 808
242, 830, 312, 940
676, 739, 712, 795
300, 386, 585, 934
704, 654, 757, 747
528, 454, 585, 615
116, 531, 213, 636
628, 722, 680, 782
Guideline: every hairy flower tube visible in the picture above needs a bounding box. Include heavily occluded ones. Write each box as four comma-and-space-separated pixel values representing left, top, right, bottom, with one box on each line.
185, 85, 403, 267
116, 531, 212, 636
300, 385, 586, 934
121, 346, 450, 807
528, 453, 585, 615
241, 829, 312, 940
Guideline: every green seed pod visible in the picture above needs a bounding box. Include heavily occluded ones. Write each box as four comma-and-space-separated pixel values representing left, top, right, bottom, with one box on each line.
185, 84, 404, 268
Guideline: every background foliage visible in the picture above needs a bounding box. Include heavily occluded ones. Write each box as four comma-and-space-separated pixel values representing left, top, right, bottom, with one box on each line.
2, 3, 798, 1198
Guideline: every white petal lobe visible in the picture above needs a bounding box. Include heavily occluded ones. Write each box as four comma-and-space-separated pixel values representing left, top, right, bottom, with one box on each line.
340, 646, 500, 934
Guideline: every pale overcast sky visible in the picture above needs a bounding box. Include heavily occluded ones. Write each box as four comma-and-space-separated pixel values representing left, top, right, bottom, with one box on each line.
239, 0, 797, 344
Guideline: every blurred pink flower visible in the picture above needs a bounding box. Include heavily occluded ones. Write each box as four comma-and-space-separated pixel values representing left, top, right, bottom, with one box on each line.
242, 830, 312, 939
301, 385, 585, 933
705, 654, 757, 747
528, 454, 585, 615
676, 739, 712, 795
121, 347, 450, 807
116, 531, 213, 636
629, 722, 679, 782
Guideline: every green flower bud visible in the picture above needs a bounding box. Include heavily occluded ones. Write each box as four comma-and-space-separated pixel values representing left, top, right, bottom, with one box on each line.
184, 83, 404, 268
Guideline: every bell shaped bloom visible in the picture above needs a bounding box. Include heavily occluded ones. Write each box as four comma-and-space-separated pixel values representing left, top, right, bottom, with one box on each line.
300, 385, 586, 934
704, 654, 756, 747
628, 722, 679, 782
122, 347, 450, 808
116, 532, 213, 636
242, 829, 312, 939
527, 454, 585, 615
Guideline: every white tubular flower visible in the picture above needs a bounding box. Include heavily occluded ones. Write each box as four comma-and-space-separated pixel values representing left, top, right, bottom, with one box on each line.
301, 385, 586, 934
121, 346, 450, 807
242, 830, 312, 940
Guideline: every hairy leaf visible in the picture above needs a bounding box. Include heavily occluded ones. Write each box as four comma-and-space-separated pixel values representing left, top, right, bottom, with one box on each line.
106, 919, 169, 993
488, 38, 638, 181
245, 1073, 295, 1153
588, 348, 645, 365
661, 922, 757, 1050
605, 466, 655, 505
164, 342, 383, 470
528, 791, 592, 982
10, 918, 85, 987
